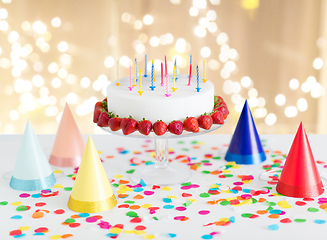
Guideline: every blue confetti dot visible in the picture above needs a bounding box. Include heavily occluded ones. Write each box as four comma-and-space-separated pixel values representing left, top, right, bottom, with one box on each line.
242, 189, 251, 193
163, 198, 172, 203
33, 233, 44, 236
229, 216, 235, 223
191, 157, 197, 160
268, 224, 279, 231
230, 189, 238, 194
168, 233, 177, 238
269, 209, 282, 214
139, 179, 147, 187
11, 215, 22, 219
202, 235, 213, 239
31, 193, 41, 198
133, 188, 144, 192
163, 205, 175, 209
78, 213, 90, 218
314, 219, 326, 224
120, 150, 129, 154
14, 234, 26, 238
145, 161, 154, 165
130, 163, 137, 166
106, 233, 118, 237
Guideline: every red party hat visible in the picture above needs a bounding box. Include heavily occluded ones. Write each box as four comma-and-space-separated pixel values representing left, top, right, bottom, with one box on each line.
276, 122, 324, 198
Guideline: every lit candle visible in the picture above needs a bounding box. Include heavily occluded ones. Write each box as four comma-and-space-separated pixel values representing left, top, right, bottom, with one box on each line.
116, 60, 120, 86
161, 62, 164, 86
138, 69, 143, 95
165, 73, 171, 97
144, 54, 148, 77
152, 59, 156, 82
164, 55, 167, 77
133, 59, 137, 87
172, 59, 177, 92
149, 61, 155, 91
196, 65, 201, 92
188, 55, 192, 86
202, 60, 207, 83
128, 65, 133, 91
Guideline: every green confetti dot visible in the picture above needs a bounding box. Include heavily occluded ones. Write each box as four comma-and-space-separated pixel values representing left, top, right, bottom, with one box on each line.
241, 213, 253, 218
220, 201, 230, 206
0, 201, 8, 206
263, 187, 273, 190
223, 174, 234, 178
124, 200, 135, 204
191, 141, 198, 144
126, 211, 138, 218
199, 193, 211, 198
64, 187, 73, 191
177, 141, 184, 144
201, 160, 210, 163
294, 219, 306, 223
153, 216, 159, 220
16, 205, 27, 211
126, 169, 135, 174
266, 206, 273, 211
181, 182, 191, 186
202, 171, 211, 174
308, 207, 319, 213
212, 156, 221, 160
272, 163, 281, 167
271, 154, 277, 158
251, 198, 258, 204
182, 148, 189, 151
183, 200, 192, 207
112, 183, 120, 187
67, 174, 75, 177
64, 218, 76, 223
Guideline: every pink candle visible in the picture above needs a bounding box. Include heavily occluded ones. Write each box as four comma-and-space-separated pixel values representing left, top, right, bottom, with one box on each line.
128, 65, 133, 91
161, 62, 164, 86
188, 64, 192, 86
165, 73, 171, 97
164, 55, 167, 77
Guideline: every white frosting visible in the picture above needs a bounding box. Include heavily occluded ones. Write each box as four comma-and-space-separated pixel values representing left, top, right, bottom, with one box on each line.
107, 74, 214, 123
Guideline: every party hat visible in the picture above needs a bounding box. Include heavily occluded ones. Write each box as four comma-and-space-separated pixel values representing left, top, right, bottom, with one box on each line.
225, 100, 266, 164
68, 136, 117, 213
276, 122, 324, 198
49, 103, 84, 167
10, 121, 56, 191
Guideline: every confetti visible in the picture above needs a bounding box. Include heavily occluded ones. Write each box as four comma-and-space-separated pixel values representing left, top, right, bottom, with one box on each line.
314, 219, 326, 224
308, 207, 319, 213
53, 184, 64, 188
268, 224, 279, 230
54, 209, 65, 214
11, 201, 23, 206
32, 211, 44, 219
11, 215, 22, 219
294, 219, 306, 223
19, 193, 30, 198
0, 201, 8, 206
198, 210, 210, 215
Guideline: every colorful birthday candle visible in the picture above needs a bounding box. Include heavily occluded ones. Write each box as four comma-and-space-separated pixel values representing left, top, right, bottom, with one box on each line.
202, 60, 207, 83
133, 59, 137, 87
165, 74, 171, 97
152, 59, 156, 82
161, 62, 164, 86
174, 58, 178, 80
138, 69, 143, 95
172, 59, 177, 92
196, 65, 201, 92
128, 65, 133, 91
144, 54, 148, 77
164, 55, 167, 77
188, 55, 192, 86
149, 61, 155, 91
116, 60, 120, 86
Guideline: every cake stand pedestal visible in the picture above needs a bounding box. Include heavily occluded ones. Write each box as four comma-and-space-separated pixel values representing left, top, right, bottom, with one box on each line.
102, 123, 225, 185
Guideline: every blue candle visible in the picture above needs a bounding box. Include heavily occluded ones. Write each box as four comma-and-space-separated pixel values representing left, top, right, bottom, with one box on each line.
135, 58, 138, 81
149, 62, 155, 90
196, 65, 201, 92
144, 54, 148, 77
174, 58, 178, 81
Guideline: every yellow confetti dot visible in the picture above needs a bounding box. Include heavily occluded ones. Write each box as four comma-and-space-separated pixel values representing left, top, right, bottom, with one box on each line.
118, 185, 133, 192
232, 165, 241, 169
168, 148, 174, 152
150, 152, 155, 158
210, 184, 220, 188
198, 142, 205, 145
19, 226, 30, 231
242, 180, 252, 184
144, 235, 155, 239
133, 151, 141, 154
53, 170, 62, 174
135, 230, 146, 235
226, 197, 237, 201
161, 186, 172, 191
242, 199, 253, 205
222, 170, 231, 173
219, 218, 230, 222
98, 151, 103, 154
110, 227, 122, 234
228, 161, 236, 165
50, 235, 62, 239
11, 201, 23, 206
141, 204, 152, 208
53, 184, 64, 188
221, 190, 232, 194
188, 198, 197, 203
114, 174, 123, 179
167, 196, 177, 200
124, 230, 135, 234
277, 200, 292, 209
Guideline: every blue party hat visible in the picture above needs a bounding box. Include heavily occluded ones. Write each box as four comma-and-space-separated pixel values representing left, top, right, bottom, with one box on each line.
10, 120, 56, 191
225, 100, 266, 164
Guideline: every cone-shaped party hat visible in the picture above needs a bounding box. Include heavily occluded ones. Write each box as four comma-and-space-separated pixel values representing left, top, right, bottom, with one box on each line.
50, 103, 84, 167
276, 122, 324, 198
68, 136, 117, 213
10, 120, 56, 191
225, 100, 266, 164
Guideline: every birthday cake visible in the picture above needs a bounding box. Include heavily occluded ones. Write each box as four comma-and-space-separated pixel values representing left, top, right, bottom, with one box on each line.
94, 74, 228, 135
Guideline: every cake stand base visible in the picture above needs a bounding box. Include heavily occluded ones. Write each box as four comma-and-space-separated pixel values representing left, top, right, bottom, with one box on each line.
131, 162, 192, 186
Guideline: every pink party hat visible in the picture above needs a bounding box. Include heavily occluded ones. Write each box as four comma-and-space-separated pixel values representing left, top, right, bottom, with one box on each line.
49, 103, 85, 167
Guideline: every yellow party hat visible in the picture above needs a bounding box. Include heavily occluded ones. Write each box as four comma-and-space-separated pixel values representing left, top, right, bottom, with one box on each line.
67, 136, 117, 213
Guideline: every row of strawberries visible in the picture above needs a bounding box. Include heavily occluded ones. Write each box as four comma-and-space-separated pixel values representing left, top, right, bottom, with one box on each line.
93, 96, 229, 136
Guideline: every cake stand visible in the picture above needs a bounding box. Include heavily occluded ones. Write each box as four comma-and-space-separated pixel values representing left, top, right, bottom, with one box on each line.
102, 122, 225, 185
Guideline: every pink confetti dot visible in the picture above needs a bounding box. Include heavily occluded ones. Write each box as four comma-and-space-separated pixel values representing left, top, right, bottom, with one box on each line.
19, 193, 30, 198
144, 191, 154, 196
174, 216, 186, 220
86, 216, 98, 223
233, 182, 244, 186
181, 186, 191, 190
190, 184, 200, 188
198, 210, 210, 215
175, 206, 187, 211
41, 189, 51, 193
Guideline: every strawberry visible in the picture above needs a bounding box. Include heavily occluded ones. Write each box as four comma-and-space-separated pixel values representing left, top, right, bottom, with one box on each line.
95, 101, 104, 108
211, 111, 224, 124
153, 120, 167, 136
214, 96, 227, 108
197, 114, 213, 130
93, 106, 105, 123
102, 97, 107, 102
214, 105, 229, 119
121, 116, 138, 135
183, 117, 199, 133
108, 116, 122, 131
138, 119, 152, 135
168, 120, 183, 135
97, 111, 110, 127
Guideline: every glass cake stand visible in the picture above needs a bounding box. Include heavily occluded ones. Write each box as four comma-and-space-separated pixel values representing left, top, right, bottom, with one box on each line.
102, 122, 225, 185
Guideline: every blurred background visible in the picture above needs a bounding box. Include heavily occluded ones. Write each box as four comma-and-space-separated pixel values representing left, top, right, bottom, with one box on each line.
0, 0, 326, 134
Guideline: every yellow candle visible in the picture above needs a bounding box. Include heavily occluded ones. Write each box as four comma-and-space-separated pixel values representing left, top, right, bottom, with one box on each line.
172, 63, 177, 92
152, 59, 156, 82
138, 69, 143, 95
116, 60, 120, 86
203, 60, 207, 83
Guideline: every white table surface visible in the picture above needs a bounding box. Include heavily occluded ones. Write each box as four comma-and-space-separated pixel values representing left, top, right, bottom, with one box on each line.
1, 134, 327, 240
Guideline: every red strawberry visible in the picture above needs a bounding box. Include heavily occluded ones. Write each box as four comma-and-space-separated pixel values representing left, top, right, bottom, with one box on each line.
121, 117, 138, 135
211, 111, 224, 124
153, 121, 167, 136
168, 120, 183, 135
138, 119, 152, 135
214, 105, 229, 119
197, 114, 213, 130
109, 117, 122, 131
95, 101, 104, 108
183, 117, 199, 133
93, 106, 105, 123
102, 97, 107, 102
97, 112, 110, 127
